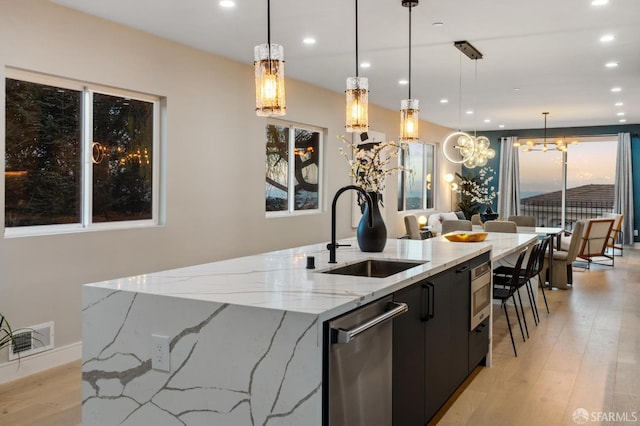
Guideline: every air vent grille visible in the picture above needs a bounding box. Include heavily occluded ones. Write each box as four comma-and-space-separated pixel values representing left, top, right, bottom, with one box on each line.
8, 321, 54, 360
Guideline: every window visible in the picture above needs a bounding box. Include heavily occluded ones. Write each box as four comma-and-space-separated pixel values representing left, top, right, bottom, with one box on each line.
398, 143, 435, 211
519, 137, 617, 228
4, 70, 161, 235
265, 121, 322, 214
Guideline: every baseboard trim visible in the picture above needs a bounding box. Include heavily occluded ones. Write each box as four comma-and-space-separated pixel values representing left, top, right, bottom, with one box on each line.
0, 341, 82, 385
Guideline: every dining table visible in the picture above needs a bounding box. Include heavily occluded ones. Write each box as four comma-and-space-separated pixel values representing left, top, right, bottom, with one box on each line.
472, 225, 565, 289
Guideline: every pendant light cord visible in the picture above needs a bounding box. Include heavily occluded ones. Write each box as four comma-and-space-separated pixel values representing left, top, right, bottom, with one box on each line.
408, 3, 412, 98
473, 59, 478, 139
457, 51, 462, 130
267, 0, 272, 66
355, 0, 359, 77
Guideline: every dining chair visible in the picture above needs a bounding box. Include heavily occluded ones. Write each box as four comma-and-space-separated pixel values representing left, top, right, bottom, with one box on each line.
484, 220, 517, 233
492, 249, 528, 357
441, 219, 472, 234
403, 215, 422, 240
471, 214, 482, 226
507, 215, 536, 227
543, 220, 586, 289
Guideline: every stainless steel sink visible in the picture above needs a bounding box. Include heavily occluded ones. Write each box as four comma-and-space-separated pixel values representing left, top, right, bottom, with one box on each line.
322, 259, 427, 278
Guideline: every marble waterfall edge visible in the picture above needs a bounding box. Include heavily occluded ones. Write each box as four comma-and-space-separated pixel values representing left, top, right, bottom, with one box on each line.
82, 287, 321, 425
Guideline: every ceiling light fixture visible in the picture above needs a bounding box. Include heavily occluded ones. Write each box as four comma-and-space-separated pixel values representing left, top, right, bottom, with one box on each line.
443, 41, 494, 168
254, 0, 286, 117
440, 98, 448, 104
591, 0, 609, 5
615, 102, 624, 106
605, 61, 618, 68
611, 87, 622, 92
219, 0, 235, 8
515, 112, 576, 153
303, 37, 316, 45
360, 62, 371, 68
345, 0, 368, 133
619, 119, 627, 123
398, 79, 408, 85
399, 0, 420, 143
600, 34, 615, 42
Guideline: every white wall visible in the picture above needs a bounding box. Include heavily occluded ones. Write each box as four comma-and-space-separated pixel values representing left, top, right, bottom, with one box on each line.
0, 0, 455, 375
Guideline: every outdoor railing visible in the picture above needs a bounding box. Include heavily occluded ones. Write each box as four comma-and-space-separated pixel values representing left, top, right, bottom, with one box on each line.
520, 200, 613, 230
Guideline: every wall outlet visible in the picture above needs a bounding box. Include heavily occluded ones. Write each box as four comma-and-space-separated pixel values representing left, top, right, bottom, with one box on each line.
634, 229, 638, 237
151, 335, 170, 372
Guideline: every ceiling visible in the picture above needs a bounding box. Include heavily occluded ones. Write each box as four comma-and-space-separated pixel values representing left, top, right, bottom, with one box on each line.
53, 0, 640, 132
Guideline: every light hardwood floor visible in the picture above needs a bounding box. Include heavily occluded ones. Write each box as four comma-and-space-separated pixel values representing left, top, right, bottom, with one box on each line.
1, 250, 638, 426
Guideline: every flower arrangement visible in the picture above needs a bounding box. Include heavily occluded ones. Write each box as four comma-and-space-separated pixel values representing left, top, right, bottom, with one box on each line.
338, 134, 405, 196
456, 166, 496, 218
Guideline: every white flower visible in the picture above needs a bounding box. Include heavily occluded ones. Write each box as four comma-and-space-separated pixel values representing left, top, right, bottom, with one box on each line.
338, 135, 406, 194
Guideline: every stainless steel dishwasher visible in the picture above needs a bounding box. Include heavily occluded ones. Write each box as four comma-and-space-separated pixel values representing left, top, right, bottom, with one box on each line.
325, 296, 408, 426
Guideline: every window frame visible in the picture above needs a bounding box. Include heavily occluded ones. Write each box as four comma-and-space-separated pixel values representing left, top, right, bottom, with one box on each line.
265, 119, 324, 217
4, 68, 162, 238
397, 142, 437, 212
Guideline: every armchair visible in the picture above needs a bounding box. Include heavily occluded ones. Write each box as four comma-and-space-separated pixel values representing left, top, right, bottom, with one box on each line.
604, 213, 624, 256
576, 218, 615, 268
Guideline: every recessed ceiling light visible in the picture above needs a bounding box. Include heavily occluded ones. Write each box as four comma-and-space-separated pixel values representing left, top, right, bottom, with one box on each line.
615, 102, 624, 107
360, 62, 371, 68
591, 0, 609, 5
600, 34, 615, 43
398, 79, 408, 85
432, 22, 444, 27
617, 112, 625, 116
619, 119, 627, 123
219, 0, 235, 8
484, 119, 491, 123
611, 87, 622, 92
498, 124, 505, 129
513, 88, 521, 91
440, 99, 449, 104
303, 37, 316, 45
605, 61, 618, 68
466, 110, 474, 115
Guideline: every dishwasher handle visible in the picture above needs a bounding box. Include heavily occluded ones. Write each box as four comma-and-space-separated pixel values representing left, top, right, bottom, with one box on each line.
334, 302, 409, 344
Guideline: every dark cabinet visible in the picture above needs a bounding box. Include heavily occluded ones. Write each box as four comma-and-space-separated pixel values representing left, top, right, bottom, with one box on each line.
393, 254, 489, 425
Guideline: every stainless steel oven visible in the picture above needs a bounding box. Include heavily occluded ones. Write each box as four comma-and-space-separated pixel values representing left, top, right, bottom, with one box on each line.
470, 261, 492, 330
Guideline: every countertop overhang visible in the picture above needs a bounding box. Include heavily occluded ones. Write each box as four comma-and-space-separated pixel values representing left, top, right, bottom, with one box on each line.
85, 233, 537, 321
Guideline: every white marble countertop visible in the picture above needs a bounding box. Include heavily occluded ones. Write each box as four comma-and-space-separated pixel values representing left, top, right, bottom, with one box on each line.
85, 233, 537, 321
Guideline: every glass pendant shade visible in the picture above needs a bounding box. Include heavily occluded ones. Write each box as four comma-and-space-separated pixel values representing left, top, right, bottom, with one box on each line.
399, 99, 419, 142
254, 43, 286, 117
345, 76, 369, 133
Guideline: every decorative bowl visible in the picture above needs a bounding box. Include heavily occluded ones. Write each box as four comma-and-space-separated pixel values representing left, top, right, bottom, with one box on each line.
444, 232, 488, 242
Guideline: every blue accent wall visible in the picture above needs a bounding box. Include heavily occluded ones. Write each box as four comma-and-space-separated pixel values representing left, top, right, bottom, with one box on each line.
463, 124, 640, 242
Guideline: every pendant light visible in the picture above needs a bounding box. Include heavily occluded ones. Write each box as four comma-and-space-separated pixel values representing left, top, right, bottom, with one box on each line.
254, 0, 286, 117
345, 0, 368, 133
516, 112, 577, 153
399, 0, 419, 143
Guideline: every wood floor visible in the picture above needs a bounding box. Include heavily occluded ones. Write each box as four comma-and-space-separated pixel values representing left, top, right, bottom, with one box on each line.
0, 250, 638, 426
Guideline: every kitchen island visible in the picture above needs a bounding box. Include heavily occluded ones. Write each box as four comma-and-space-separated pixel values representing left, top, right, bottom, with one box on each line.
82, 233, 537, 425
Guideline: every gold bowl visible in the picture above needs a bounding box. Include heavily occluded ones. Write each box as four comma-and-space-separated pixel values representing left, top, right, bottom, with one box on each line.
444, 232, 488, 242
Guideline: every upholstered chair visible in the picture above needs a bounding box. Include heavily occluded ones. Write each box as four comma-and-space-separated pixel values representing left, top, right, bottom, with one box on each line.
404, 215, 422, 240
543, 220, 586, 289
484, 220, 518, 233
441, 220, 472, 234
507, 215, 536, 227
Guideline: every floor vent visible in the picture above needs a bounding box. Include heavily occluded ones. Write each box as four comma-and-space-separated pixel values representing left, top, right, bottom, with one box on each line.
8, 321, 54, 361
